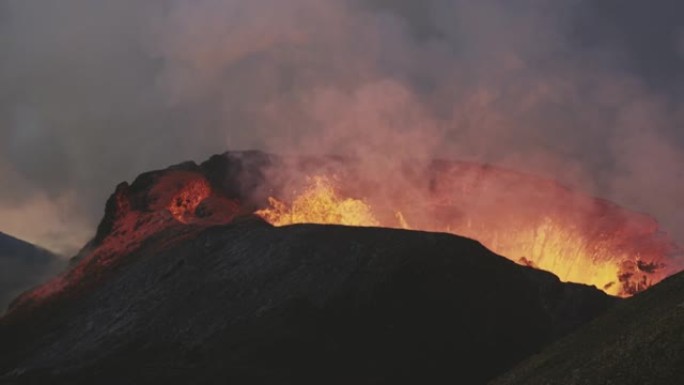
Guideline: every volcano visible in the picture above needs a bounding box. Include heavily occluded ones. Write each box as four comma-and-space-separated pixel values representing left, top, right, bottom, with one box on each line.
1, 151, 681, 384
12, 150, 675, 307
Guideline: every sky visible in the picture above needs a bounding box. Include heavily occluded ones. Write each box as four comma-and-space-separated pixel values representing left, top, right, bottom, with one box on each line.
1, 0, 683, 256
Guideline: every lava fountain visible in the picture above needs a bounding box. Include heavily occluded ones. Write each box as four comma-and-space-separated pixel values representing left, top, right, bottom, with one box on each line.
256, 169, 678, 298
7, 152, 680, 315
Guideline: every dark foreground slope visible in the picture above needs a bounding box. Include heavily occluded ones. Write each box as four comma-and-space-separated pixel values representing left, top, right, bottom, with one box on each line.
492, 269, 684, 385
0, 220, 615, 385
0, 232, 63, 312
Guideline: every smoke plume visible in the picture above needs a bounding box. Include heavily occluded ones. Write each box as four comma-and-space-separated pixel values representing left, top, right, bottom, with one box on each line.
1, 0, 683, 259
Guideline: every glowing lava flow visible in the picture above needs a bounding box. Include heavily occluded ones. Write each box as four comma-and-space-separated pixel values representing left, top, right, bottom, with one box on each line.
257, 176, 379, 227
256, 175, 670, 297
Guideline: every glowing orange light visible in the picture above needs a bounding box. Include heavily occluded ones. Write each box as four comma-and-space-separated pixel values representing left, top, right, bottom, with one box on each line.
256, 176, 379, 227
256, 175, 669, 297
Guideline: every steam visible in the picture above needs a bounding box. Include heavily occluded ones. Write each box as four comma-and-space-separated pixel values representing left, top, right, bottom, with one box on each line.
1, 0, 683, 264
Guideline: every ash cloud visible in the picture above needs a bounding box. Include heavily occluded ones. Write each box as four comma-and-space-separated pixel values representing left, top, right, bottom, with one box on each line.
1, 0, 683, 259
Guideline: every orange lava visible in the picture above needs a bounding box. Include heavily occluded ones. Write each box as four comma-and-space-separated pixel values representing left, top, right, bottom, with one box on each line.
256, 175, 672, 297
164, 175, 212, 223
257, 176, 378, 227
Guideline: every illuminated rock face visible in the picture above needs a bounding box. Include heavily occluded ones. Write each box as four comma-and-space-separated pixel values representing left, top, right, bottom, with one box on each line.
9, 163, 243, 312
7, 150, 681, 314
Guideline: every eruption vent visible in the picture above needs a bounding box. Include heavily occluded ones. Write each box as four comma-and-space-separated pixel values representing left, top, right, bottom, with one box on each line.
256, 173, 676, 297
8, 152, 680, 314
257, 176, 378, 227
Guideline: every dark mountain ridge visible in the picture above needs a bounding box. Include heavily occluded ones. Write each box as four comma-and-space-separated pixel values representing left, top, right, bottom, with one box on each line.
0, 231, 63, 313
492, 268, 684, 385
0, 220, 616, 384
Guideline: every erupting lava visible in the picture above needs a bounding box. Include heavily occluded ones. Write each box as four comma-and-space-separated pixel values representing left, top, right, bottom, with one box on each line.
256, 175, 673, 297
257, 176, 379, 227
9, 153, 679, 315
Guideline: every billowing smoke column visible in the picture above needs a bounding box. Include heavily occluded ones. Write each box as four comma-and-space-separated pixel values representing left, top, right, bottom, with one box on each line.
1, 1, 684, 264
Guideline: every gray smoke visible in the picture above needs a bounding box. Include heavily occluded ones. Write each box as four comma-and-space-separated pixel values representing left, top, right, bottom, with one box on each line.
1, 0, 683, 257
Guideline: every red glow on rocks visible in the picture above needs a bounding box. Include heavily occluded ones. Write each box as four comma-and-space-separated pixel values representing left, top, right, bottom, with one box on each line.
148, 172, 213, 223
7, 170, 241, 314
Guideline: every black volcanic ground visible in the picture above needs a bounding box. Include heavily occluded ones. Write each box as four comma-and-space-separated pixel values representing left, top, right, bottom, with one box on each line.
493, 268, 684, 385
0, 220, 614, 384
0, 232, 63, 312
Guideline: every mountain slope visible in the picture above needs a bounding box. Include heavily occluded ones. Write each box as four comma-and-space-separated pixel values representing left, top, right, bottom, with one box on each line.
0, 220, 616, 384
492, 269, 684, 385
0, 232, 63, 312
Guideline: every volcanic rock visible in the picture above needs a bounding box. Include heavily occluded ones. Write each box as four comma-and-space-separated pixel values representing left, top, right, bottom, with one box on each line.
491, 269, 684, 385
0, 220, 616, 384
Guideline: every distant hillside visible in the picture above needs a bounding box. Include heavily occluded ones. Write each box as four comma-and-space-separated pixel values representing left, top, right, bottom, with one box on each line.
492, 269, 684, 385
0, 232, 64, 312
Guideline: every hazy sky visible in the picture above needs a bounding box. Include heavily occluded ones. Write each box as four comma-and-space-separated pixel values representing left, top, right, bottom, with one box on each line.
1, 0, 683, 255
